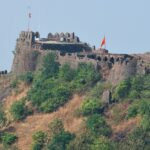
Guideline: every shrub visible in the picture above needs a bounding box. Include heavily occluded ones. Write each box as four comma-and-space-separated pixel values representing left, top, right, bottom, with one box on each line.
32, 143, 43, 150
73, 63, 100, 90
67, 130, 94, 150
2, 133, 17, 147
28, 77, 72, 113
81, 98, 103, 116
20, 72, 33, 85
129, 90, 139, 99
0, 104, 6, 127
128, 75, 150, 99
126, 102, 139, 119
40, 84, 72, 113
138, 99, 150, 115
32, 131, 46, 150
86, 114, 111, 137
47, 119, 74, 150
47, 131, 74, 150
42, 52, 59, 78
10, 79, 18, 88
118, 127, 150, 150
91, 136, 114, 150
113, 78, 131, 101
28, 60, 101, 113
131, 76, 144, 98
127, 99, 150, 119
48, 119, 64, 136
111, 104, 127, 124
140, 115, 150, 130
59, 63, 76, 82
10, 100, 28, 120
141, 90, 150, 99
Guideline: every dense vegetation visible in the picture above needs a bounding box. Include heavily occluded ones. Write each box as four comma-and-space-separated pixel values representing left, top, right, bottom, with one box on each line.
10, 99, 29, 121
31, 119, 74, 150
27, 52, 100, 113
39, 72, 149, 150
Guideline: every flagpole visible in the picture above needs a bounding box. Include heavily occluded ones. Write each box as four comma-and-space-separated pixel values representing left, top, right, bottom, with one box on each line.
27, 6, 31, 32
28, 17, 30, 32
105, 36, 106, 49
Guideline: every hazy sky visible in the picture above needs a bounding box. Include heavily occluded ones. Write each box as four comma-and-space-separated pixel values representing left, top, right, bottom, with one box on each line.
0, 0, 150, 70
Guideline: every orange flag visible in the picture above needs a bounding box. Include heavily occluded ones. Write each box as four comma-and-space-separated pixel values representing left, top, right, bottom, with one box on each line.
100, 36, 106, 48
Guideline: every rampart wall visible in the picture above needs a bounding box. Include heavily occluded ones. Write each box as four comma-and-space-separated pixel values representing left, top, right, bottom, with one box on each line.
11, 31, 149, 85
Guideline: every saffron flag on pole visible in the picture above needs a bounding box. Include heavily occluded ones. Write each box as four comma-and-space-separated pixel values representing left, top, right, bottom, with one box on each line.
100, 36, 106, 48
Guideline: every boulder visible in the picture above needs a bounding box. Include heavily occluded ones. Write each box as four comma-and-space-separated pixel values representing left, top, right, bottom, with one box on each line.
102, 90, 111, 104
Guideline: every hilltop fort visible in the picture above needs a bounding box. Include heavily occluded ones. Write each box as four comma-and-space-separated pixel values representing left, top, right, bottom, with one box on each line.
0, 31, 150, 150
10, 31, 149, 85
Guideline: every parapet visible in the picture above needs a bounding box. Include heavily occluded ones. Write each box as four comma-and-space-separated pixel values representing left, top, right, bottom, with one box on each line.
47, 32, 79, 43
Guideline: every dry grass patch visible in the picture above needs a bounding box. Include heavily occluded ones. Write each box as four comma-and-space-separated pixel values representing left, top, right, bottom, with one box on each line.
10, 94, 84, 150
105, 102, 141, 140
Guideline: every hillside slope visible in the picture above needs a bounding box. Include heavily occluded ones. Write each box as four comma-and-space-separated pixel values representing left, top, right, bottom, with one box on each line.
12, 94, 84, 150
0, 52, 149, 150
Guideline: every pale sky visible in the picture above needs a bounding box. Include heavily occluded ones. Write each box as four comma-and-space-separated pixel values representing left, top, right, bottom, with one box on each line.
0, 0, 150, 70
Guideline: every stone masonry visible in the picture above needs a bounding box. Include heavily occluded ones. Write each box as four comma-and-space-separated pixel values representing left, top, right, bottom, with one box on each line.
11, 31, 150, 85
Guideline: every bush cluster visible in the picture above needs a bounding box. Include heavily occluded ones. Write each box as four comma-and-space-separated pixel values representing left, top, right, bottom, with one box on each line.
10, 99, 28, 121
113, 75, 150, 101
31, 119, 74, 150
32, 131, 46, 150
20, 71, 34, 85
28, 52, 101, 113
80, 98, 103, 116
86, 114, 111, 137
1, 132, 17, 147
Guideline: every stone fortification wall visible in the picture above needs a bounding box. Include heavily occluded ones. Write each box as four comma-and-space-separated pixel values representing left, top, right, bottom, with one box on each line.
11, 31, 149, 85
57, 52, 141, 84
11, 31, 39, 75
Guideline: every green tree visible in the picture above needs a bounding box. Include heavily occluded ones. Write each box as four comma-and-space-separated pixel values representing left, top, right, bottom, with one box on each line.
47, 119, 74, 150
86, 114, 111, 137
48, 119, 64, 136
131, 76, 144, 98
91, 136, 114, 150
2, 133, 17, 147
140, 115, 150, 130
74, 63, 100, 90
42, 53, 59, 78
67, 130, 94, 150
20, 71, 34, 85
32, 131, 46, 150
40, 84, 72, 113
10, 100, 27, 121
126, 102, 139, 119
81, 98, 103, 116
113, 78, 131, 101
118, 127, 150, 150
59, 63, 76, 82
47, 131, 74, 150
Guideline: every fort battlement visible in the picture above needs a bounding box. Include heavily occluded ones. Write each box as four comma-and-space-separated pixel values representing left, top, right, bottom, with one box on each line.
11, 31, 149, 84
